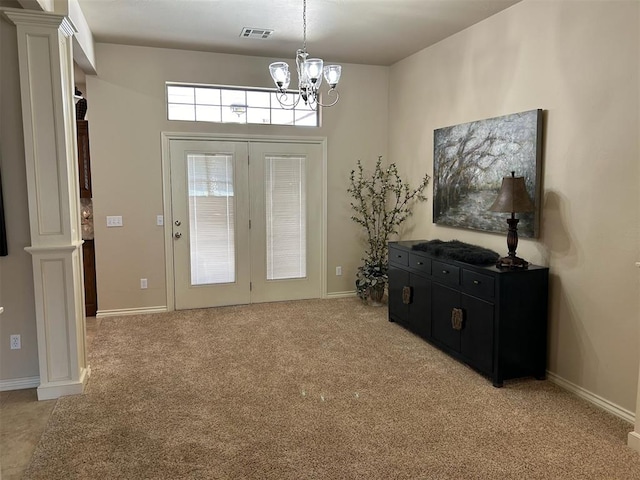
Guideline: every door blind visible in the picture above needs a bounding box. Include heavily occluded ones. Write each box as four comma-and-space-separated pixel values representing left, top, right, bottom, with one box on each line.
265, 155, 307, 280
187, 153, 235, 285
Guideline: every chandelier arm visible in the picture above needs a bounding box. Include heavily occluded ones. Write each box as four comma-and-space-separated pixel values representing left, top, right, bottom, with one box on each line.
315, 88, 340, 108
274, 91, 303, 110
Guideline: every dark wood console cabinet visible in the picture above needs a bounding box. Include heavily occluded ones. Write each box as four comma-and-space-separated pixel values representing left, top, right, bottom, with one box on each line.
388, 240, 549, 387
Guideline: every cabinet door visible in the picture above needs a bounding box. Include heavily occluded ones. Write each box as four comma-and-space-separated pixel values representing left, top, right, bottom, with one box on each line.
388, 265, 409, 323
460, 294, 494, 374
409, 273, 431, 337
431, 283, 460, 351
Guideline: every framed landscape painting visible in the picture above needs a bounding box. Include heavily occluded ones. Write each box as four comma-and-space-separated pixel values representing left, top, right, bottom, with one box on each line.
433, 109, 543, 238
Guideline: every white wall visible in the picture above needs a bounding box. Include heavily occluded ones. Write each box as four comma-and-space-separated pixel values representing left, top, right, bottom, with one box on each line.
389, 0, 639, 412
86, 44, 389, 311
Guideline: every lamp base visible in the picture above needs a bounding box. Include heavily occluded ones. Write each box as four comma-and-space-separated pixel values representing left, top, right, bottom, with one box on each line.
496, 255, 529, 269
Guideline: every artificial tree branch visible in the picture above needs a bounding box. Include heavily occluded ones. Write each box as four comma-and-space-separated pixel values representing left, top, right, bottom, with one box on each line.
348, 156, 430, 301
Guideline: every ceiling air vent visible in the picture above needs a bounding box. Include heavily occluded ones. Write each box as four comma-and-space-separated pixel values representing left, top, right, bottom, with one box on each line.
240, 28, 274, 39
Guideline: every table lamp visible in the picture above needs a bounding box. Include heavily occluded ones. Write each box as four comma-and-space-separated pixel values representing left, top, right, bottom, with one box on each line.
489, 171, 534, 269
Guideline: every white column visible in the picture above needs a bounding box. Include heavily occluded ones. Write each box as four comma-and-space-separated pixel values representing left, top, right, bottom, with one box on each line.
2, 9, 89, 400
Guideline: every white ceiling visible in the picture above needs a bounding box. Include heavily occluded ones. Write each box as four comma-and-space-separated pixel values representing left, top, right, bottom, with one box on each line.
77, 0, 521, 66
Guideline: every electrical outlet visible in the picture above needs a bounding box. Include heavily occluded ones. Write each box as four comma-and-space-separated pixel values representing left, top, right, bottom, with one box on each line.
10, 334, 21, 350
336, 266, 342, 276
140, 278, 148, 289
106, 215, 123, 227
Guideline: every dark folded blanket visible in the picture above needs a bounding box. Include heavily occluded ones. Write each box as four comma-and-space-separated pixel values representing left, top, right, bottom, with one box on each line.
411, 239, 499, 265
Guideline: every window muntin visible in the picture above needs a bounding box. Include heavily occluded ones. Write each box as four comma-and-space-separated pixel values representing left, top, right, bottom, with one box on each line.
167, 84, 319, 127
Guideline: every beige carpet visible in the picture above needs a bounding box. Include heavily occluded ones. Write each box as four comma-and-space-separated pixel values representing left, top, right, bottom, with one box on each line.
24, 298, 640, 479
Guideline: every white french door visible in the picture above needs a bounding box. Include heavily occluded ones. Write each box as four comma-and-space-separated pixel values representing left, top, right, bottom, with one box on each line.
248, 142, 323, 303
170, 140, 250, 309
169, 138, 323, 310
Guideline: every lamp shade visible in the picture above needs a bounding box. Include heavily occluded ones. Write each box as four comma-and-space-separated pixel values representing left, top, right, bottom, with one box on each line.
489, 173, 534, 213
304, 58, 324, 84
269, 62, 290, 88
323, 65, 342, 87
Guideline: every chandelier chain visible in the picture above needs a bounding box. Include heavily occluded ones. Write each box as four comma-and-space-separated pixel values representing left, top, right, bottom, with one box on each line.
302, 0, 307, 53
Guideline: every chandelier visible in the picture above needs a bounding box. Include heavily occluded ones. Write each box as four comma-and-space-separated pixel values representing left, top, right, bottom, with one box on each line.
268, 0, 342, 110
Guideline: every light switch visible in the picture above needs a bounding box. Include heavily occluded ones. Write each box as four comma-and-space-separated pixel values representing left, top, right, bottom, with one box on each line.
106, 215, 123, 227
156, 215, 164, 226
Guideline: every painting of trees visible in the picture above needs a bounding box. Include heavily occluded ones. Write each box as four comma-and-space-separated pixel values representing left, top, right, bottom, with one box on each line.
433, 109, 542, 238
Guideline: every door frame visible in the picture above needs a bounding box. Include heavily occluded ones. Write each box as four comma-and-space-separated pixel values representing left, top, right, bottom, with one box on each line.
161, 132, 328, 311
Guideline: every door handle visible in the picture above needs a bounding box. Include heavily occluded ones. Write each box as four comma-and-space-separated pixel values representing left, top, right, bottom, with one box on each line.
174, 232, 182, 239
451, 308, 463, 331
174, 220, 181, 226
402, 286, 411, 305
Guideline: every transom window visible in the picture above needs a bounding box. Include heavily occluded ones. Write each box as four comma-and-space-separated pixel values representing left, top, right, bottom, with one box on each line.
166, 83, 319, 127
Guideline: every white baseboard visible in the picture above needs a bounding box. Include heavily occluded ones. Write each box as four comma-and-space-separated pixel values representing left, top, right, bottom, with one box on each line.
0, 375, 40, 391
326, 291, 356, 298
628, 431, 640, 452
546, 371, 635, 424
96, 306, 168, 318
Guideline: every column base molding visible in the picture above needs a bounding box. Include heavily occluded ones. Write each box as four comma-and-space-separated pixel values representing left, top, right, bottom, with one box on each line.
37, 366, 90, 400
628, 431, 640, 453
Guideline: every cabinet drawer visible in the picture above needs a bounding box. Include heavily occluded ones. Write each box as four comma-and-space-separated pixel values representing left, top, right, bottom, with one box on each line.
408, 253, 430, 274
389, 246, 409, 266
432, 261, 460, 286
462, 270, 495, 300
